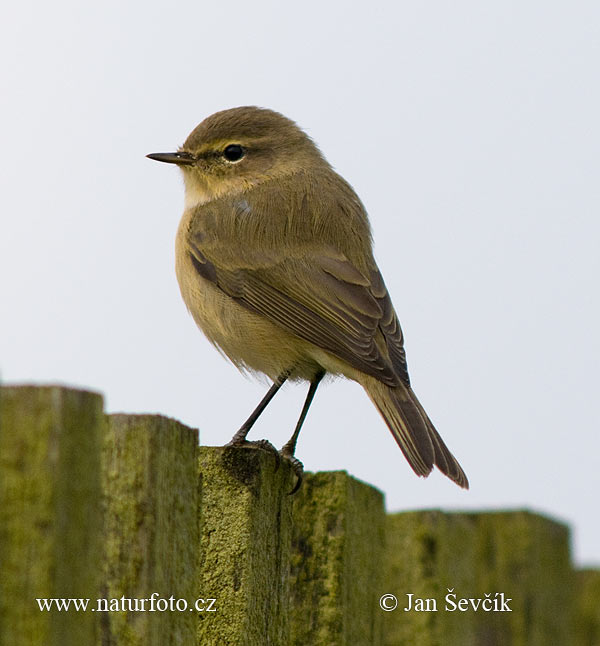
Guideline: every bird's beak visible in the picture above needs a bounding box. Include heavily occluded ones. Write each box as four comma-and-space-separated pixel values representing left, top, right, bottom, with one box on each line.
146, 151, 196, 166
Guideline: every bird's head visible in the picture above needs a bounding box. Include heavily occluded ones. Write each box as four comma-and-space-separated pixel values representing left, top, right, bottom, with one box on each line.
147, 106, 326, 208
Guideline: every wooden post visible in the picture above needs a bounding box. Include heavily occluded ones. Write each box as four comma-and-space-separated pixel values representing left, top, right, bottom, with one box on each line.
471, 511, 573, 645
1, 384, 596, 646
196, 446, 294, 646
573, 569, 600, 645
100, 414, 199, 646
383, 510, 479, 645
0, 385, 104, 646
383, 510, 573, 646
289, 471, 386, 646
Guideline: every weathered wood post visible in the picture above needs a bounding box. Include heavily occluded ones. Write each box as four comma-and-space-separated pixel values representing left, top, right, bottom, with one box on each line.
0, 386, 104, 646
383, 510, 573, 645
1, 384, 598, 646
195, 454, 387, 646
100, 414, 199, 646
196, 446, 295, 645
289, 471, 386, 645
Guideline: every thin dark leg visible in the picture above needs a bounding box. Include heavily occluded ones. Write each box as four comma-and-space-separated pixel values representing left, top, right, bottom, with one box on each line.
281, 370, 325, 458
228, 369, 291, 445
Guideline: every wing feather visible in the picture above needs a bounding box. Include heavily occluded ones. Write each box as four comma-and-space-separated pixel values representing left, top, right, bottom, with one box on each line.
189, 242, 403, 387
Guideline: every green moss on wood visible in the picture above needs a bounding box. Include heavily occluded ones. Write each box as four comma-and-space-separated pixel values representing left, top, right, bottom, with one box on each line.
101, 414, 199, 646
471, 511, 573, 645
289, 471, 386, 646
383, 510, 477, 645
572, 569, 600, 646
2, 384, 593, 646
196, 446, 295, 646
0, 385, 103, 646
383, 510, 573, 646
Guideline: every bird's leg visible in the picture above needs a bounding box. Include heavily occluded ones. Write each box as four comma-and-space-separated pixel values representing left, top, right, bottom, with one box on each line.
227, 369, 292, 466
281, 369, 325, 494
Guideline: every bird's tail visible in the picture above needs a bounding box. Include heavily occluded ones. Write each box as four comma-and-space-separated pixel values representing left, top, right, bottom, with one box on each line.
362, 376, 469, 489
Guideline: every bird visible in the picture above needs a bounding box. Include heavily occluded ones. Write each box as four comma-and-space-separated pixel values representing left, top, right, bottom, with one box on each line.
147, 106, 468, 492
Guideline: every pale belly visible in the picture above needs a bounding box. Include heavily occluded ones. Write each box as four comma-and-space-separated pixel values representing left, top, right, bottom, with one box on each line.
175, 245, 339, 382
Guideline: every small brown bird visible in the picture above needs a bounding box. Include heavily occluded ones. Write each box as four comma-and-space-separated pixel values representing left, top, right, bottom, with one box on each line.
148, 106, 468, 492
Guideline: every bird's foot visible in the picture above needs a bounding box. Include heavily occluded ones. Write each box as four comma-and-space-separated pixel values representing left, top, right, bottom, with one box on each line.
279, 447, 304, 495
226, 437, 281, 471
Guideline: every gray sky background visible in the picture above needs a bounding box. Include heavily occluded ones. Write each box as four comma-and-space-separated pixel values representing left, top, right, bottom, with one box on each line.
1, 2, 598, 564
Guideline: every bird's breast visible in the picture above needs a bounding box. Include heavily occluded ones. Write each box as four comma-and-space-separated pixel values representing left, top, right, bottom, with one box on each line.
174, 208, 328, 381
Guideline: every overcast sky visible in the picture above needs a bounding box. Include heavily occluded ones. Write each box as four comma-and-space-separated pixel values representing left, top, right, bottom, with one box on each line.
1, 1, 598, 564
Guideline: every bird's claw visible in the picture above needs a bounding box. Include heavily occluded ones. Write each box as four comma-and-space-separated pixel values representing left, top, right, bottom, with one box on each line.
226, 438, 281, 471
280, 450, 304, 495
226, 437, 303, 492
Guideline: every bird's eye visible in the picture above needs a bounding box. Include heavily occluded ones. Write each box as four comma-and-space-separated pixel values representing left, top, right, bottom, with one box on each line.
223, 144, 245, 162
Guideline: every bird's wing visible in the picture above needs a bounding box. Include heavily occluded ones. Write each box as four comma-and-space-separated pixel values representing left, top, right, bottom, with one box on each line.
185, 195, 469, 488
188, 238, 410, 387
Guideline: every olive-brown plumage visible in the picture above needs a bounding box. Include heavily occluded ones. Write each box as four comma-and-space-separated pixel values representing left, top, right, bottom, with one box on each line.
148, 106, 468, 489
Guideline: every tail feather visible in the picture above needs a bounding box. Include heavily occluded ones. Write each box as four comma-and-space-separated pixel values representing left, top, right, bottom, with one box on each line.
409, 389, 469, 489
364, 377, 469, 489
